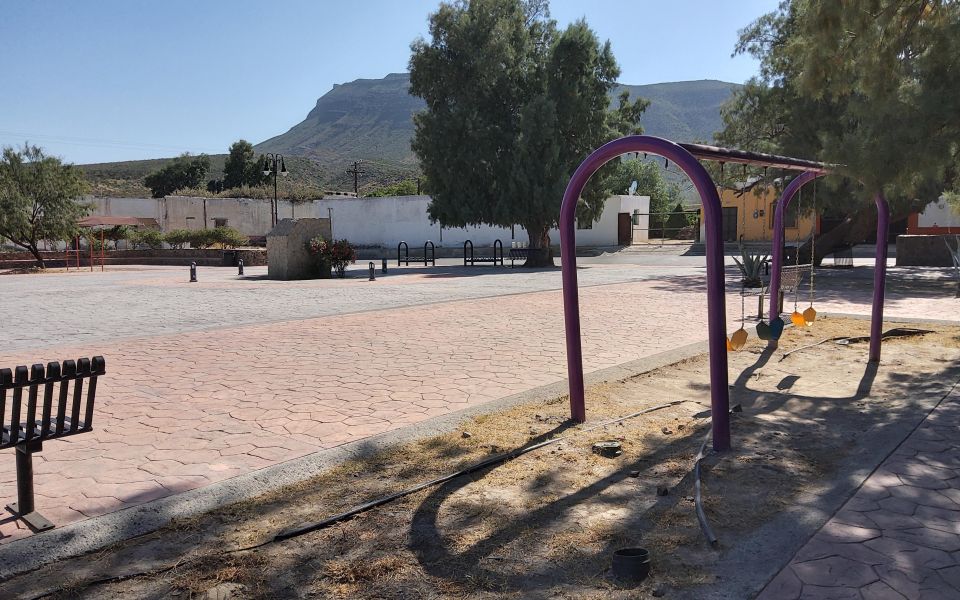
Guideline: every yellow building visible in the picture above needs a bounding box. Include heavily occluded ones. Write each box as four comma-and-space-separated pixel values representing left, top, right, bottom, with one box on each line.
712, 185, 818, 244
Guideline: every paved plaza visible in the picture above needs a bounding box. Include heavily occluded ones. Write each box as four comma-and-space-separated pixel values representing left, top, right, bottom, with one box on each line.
1, 256, 958, 577
758, 384, 960, 599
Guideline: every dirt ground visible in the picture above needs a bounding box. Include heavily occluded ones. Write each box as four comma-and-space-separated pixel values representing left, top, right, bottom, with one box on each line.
5, 317, 960, 600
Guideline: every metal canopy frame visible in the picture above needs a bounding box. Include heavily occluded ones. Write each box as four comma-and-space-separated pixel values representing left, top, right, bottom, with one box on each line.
679, 142, 834, 174
559, 135, 889, 453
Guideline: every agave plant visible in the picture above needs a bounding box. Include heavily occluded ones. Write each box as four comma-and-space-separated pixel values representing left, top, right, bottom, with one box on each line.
944, 236, 960, 298
733, 242, 770, 288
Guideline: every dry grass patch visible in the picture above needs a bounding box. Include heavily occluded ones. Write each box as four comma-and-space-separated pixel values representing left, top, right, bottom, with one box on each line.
10, 317, 960, 600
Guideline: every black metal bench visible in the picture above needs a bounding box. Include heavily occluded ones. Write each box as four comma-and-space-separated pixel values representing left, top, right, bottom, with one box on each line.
397, 241, 436, 267
509, 247, 530, 267
2, 356, 106, 531
463, 239, 504, 266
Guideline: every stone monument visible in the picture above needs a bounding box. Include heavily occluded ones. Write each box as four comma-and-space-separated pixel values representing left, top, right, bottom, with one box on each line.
266, 218, 332, 280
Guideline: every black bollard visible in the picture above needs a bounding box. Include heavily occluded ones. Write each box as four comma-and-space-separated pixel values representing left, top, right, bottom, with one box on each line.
238, 259, 244, 276
189, 262, 197, 283
369, 261, 376, 281
381, 258, 387, 274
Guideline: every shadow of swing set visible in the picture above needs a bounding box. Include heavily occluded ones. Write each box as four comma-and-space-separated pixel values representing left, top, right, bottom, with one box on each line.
560, 136, 892, 452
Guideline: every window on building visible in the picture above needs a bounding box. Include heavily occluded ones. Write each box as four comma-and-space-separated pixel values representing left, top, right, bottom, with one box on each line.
213, 218, 228, 228
770, 201, 798, 229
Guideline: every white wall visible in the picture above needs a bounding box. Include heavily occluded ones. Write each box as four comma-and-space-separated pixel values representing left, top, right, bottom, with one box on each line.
917, 197, 958, 228
88, 194, 647, 248
88, 197, 162, 223
564, 194, 649, 246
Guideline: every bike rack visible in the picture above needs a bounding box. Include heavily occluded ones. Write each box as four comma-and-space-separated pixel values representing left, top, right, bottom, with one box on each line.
463, 239, 503, 266
424, 241, 436, 266
397, 240, 436, 267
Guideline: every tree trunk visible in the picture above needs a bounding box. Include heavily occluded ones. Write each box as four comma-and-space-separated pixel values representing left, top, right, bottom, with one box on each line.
28, 243, 45, 268
524, 223, 555, 267
797, 206, 909, 265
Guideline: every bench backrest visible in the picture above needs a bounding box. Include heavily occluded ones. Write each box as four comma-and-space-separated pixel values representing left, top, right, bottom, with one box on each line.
0, 356, 105, 449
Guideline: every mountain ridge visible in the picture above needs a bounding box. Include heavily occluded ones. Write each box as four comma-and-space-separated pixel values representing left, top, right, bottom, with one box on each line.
79, 74, 740, 197
255, 73, 740, 163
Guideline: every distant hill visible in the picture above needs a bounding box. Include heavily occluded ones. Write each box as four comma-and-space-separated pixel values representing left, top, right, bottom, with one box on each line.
613, 80, 741, 144
256, 73, 423, 166
256, 73, 740, 162
77, 153, 413, 198
79, 74, 740, 197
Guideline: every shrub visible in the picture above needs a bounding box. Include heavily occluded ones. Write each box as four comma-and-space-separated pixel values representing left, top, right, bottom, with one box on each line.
164, 229, 192, 249
103, 225, 130, 249
733, 241, 769, 288
208, 226, 248, 248
187, 229, 216, 249
129, 229, 165, 249
306, 236, 356, 277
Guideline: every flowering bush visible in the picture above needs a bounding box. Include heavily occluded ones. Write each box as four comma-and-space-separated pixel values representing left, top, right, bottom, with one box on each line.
306, 236, 356, 277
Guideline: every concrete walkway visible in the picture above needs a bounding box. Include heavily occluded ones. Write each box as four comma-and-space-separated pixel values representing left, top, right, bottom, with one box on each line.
758, 384, 960, 599
0, 263, 957, 547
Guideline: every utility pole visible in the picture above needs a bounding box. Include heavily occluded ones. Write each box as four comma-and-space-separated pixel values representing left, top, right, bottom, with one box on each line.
346, 160, 365, 195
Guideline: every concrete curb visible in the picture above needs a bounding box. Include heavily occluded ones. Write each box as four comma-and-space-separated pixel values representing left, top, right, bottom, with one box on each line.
0, 336, 714, 580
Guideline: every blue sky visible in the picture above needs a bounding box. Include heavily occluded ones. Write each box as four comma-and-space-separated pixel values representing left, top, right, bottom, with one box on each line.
0, 0, 779, 165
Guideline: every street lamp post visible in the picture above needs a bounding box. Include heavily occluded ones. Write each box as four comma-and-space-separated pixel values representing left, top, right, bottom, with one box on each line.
262, 153, 288, 227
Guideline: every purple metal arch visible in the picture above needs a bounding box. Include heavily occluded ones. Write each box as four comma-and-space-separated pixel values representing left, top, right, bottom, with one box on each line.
768, 171, 823, 323
560, 135, 731, 452
768, 178, 890, 362
869, 194, 890, 362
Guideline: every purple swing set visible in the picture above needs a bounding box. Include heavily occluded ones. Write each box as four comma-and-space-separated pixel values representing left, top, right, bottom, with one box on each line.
559, 135, 891, 452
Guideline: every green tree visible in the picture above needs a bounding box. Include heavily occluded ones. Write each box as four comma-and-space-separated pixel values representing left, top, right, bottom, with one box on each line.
409, 0, 646, 266
103, 225, 130, 250
208, 226, 249, 248
143, 153, 210, 198
129, 228, 165, 249
366, 179, 420, 197
223, 140, 269, 189
719, 0, 960, 261
163, 229, 192, 249
0, 145, 90, 267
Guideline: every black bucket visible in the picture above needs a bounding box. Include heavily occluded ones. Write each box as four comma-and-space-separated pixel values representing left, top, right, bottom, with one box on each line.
611, 547, 650, 582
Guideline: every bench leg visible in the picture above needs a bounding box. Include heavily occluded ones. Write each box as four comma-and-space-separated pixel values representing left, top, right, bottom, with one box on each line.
7, 441, 54, 532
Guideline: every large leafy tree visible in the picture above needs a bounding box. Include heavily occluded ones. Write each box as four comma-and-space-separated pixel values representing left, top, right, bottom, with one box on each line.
0, 145, 90, 267
223, 139, 269, 189
719, 0, 960, 261
143, 153, 210, 198
409, 0, 646, 266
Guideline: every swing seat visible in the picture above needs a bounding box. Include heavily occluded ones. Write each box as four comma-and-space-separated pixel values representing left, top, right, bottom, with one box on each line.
756, 321, 773, 341
779, 264, 810, 293
770, 317, 785, 339
729, 328, 748, 351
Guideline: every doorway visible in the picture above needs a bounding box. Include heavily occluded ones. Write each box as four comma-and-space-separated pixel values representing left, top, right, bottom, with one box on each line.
617, 213, 631, 245
721, 207, 739, 242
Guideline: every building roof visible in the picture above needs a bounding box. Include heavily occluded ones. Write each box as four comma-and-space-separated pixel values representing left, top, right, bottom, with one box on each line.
77, 215, 143, 227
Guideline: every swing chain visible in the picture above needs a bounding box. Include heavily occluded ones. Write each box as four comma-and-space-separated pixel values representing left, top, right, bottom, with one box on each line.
809, 179, 817, 306
794, 183, 802, 312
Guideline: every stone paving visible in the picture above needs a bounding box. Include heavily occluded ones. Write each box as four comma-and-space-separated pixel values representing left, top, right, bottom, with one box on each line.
0, 261, 956, 547
0, 262, 702, 352
757, 384, 960, 600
